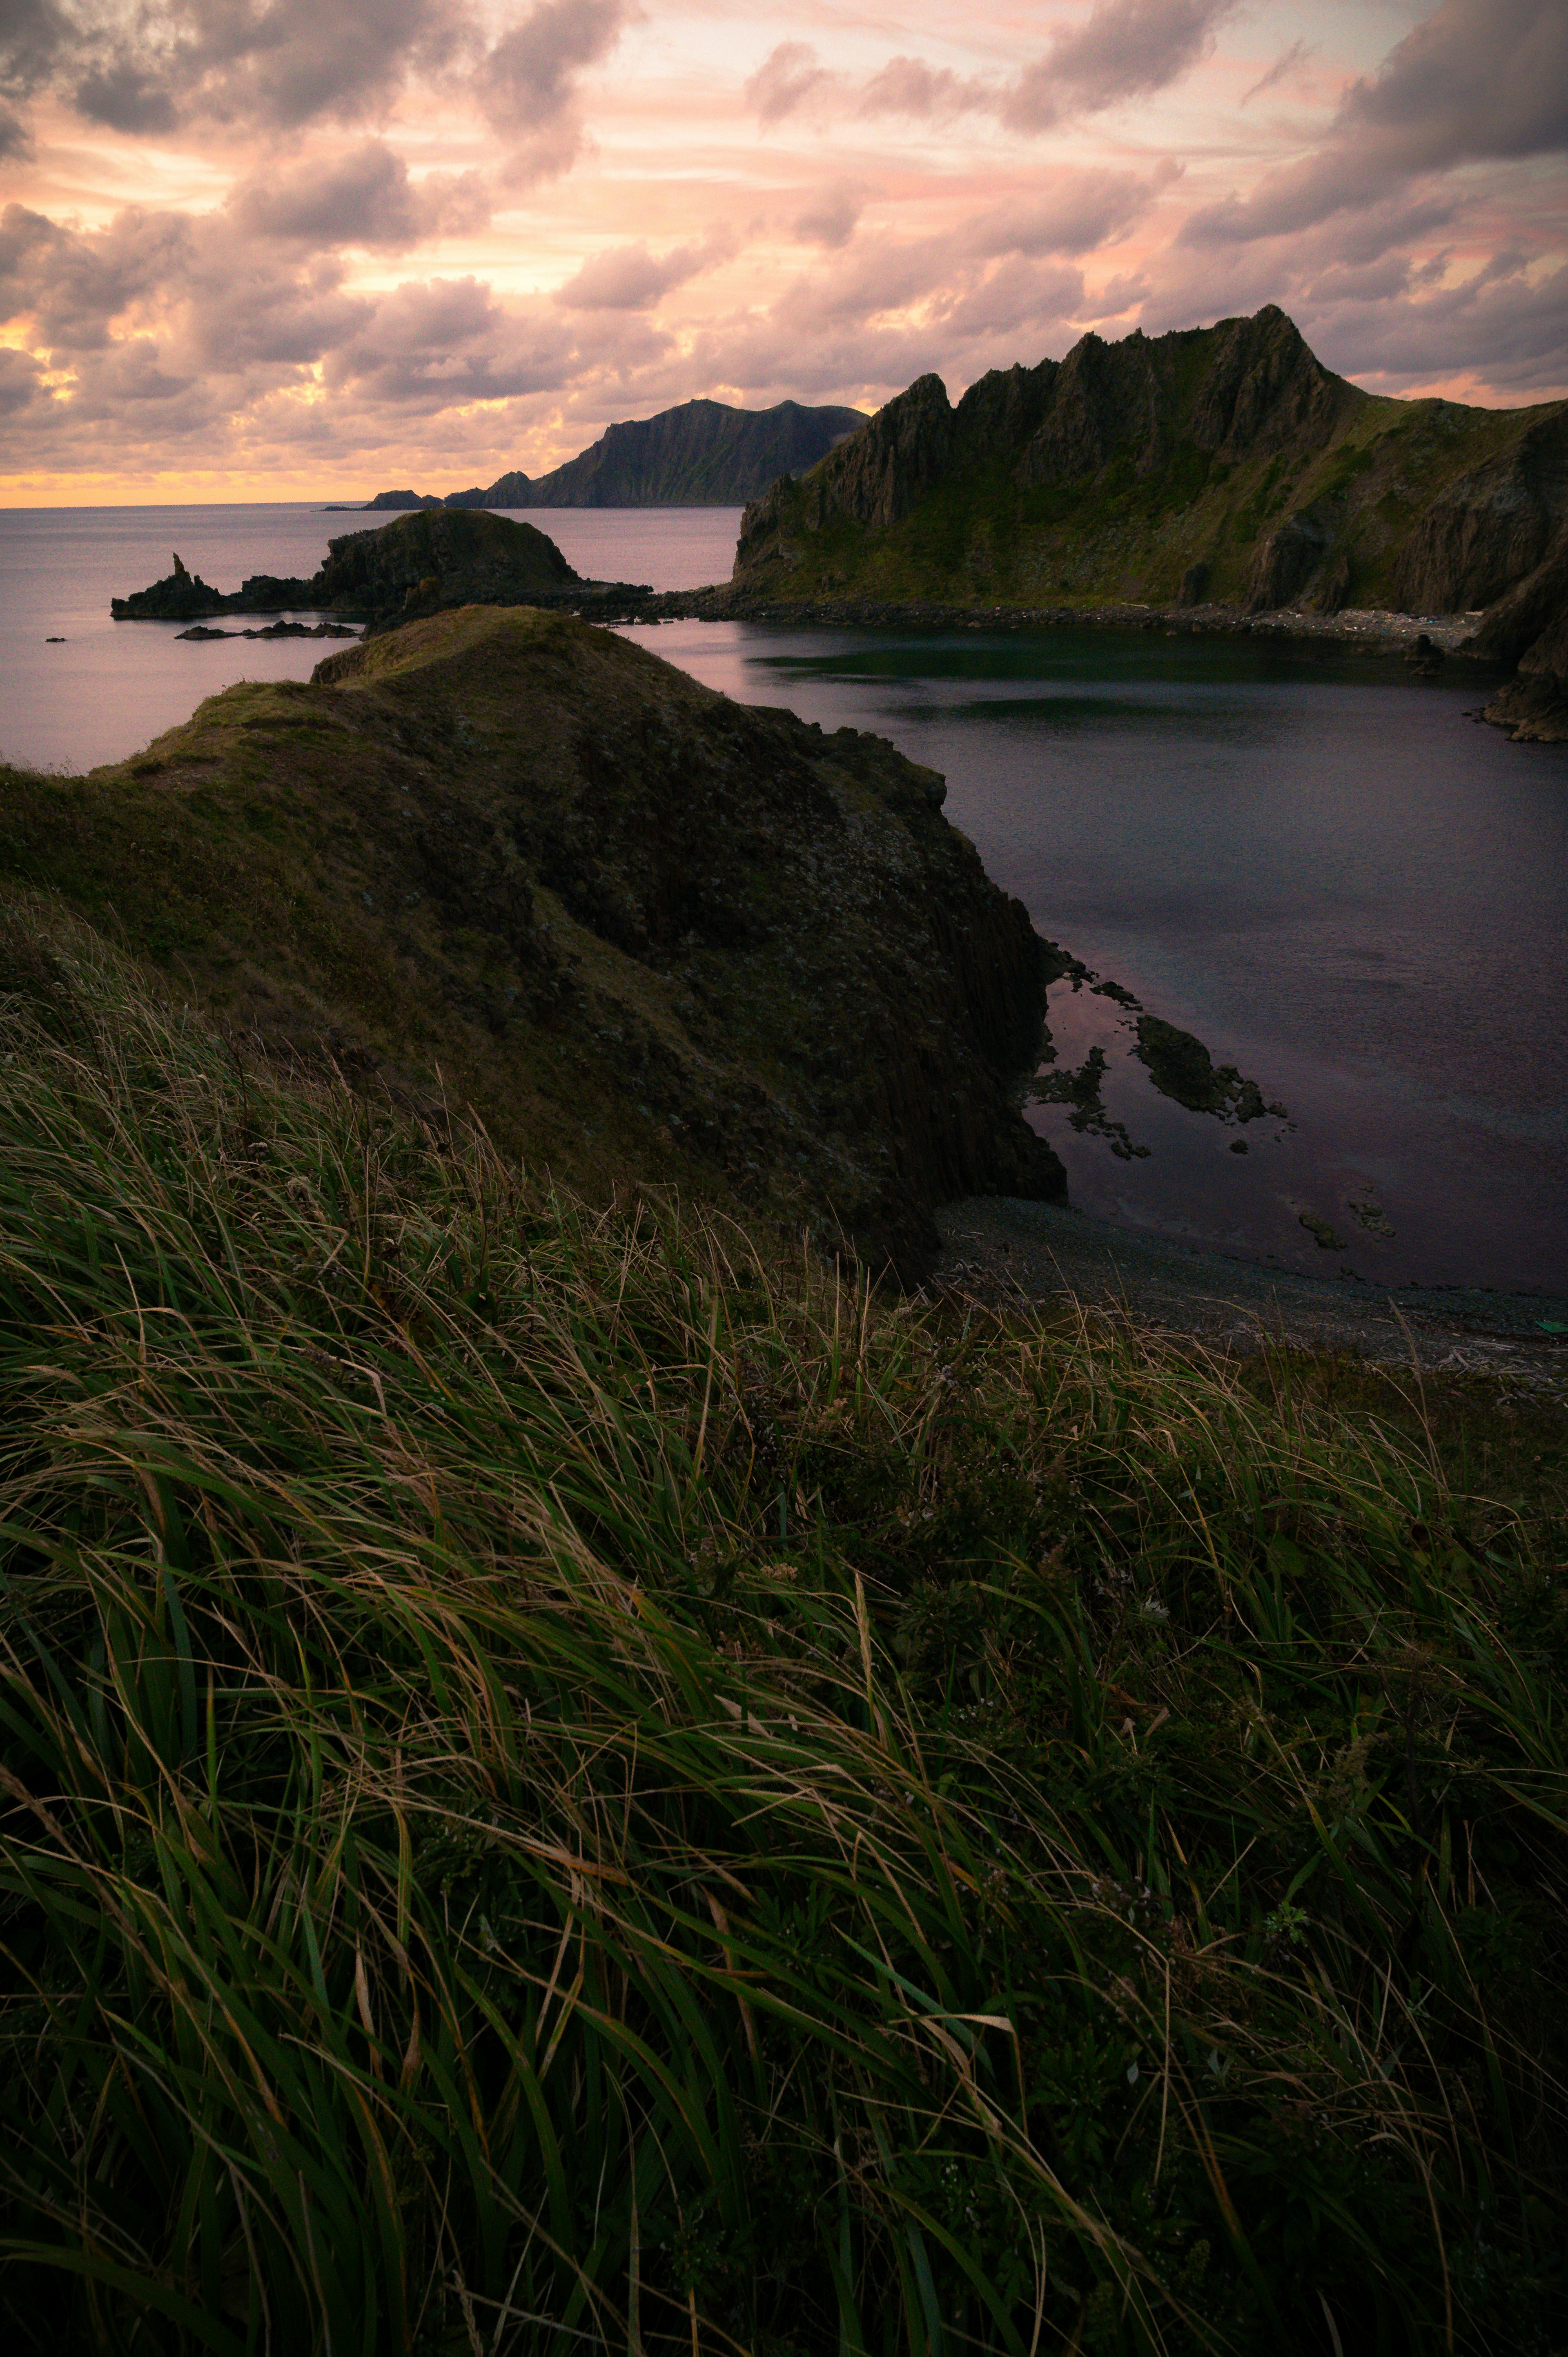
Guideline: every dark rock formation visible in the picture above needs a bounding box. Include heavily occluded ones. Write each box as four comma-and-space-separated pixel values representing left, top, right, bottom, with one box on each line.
465, 469, 532, 508
730, 307, 1568, 625
1134, 1016, 1266, 1122
9, 606, 1064, 1278
516, 397, 869, 507
313, 508, 580, 615
111, 556, 232, 621
176, 621, 359, 642
1247, 507, 1338, 612
356, 400, 866, 513
363, 489, 443, 510
1468, 515, 1568, 741
113, 511, 648, 632
1391, 408, 1568, 613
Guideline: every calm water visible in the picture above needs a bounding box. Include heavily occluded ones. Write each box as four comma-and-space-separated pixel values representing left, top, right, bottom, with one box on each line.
2, 504, 1564, 1291
0, 502, 740, 772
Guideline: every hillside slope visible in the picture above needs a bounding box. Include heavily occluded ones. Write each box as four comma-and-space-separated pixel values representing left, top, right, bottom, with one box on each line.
2, 606, 1061, 1274
733, 307, 1568, 620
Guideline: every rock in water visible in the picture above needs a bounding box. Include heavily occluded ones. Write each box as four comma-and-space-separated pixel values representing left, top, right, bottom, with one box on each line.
2, 606, 1064, 1277
111, 509, 621, 630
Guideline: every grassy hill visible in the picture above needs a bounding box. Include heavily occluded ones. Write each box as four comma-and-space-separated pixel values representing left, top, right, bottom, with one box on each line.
0, 606, 1061, 1276
0, 896, 1563, 2353
733, 308, 1568, 619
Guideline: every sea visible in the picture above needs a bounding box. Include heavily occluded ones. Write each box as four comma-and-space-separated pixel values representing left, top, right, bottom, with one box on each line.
3, 499, 1566, 1296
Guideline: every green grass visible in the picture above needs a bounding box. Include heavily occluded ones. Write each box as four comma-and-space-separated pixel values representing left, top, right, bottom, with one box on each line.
0, 899, 1564, 2353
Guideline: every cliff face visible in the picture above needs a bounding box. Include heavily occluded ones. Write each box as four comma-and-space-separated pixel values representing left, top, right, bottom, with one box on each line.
1468, 513, 1568, 742
733, 308, 1568, 621
8, 607, 1062, 1275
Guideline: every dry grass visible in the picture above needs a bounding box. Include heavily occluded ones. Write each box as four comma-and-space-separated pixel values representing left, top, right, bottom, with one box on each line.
0, 899, 1564, 2355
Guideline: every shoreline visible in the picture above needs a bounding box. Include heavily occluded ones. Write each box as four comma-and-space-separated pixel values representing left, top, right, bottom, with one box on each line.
635, 584, 1499, 659
932, 1196, 1568, 1382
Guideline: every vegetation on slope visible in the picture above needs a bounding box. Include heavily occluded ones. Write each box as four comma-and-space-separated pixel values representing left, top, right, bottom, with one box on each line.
733, 310, 1568, 619
1, 900, 1564, 2354
0, 608, 1062, 1278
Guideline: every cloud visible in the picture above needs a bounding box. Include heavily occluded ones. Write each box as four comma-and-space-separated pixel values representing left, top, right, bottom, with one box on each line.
0, 0, 630, 152
857, 56, 989, 119
1241, 39, 1312, 107
0, 200, 194, 350
1187, 0, 1568, 243
935, 255, 1085, 339
231, 142, 491, 250
744, 42, 835, 126
792, 181, 865, 250
553, 234, 731, 310
0, 343, 46, 414
968, 163, 1181, 259
94, 0, 476, 135
0, 99, 33, 159
1003, 0, 1238, 132
477, 0, 633, 134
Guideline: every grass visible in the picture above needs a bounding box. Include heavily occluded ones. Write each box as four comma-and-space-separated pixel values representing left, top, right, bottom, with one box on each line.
0, 899, 1564, 2354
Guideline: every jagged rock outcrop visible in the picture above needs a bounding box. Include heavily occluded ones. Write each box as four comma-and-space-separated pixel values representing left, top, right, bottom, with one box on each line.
731, 307, 1568, 623
110, 554, 232, 621
113, 510, 646, 631
13, 606, 1064, 1276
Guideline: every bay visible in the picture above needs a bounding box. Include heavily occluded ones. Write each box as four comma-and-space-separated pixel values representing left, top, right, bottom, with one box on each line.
2, 501, 1564, 1293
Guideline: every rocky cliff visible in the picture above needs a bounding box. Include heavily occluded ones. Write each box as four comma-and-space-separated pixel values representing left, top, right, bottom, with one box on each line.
6, 607, 1062, 1275
110, 510, 645, 630
732, 308, 1568, 622
1468, 514, 1568, 741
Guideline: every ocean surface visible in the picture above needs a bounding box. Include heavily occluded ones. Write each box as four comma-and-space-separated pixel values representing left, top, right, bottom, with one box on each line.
4, 502, 1566, 1293
0, 501, 740, 772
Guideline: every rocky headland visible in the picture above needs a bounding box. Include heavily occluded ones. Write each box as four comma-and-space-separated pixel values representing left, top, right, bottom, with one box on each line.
111, 510, 650, 633
353, 396, 866, 511
714, 306, 1567, 729
4, 605, 1064, 1276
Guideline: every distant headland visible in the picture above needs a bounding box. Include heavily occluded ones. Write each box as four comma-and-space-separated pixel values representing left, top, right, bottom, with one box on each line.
113, 310, 1567, 738
344, 396, 866, 513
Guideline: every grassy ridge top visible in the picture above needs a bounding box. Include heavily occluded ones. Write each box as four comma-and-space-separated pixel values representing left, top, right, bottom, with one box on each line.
0, 899, 1565, 2353
0, 606, 1062, 1276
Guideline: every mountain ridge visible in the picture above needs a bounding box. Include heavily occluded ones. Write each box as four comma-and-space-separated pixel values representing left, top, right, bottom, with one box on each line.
732, 308, 1568, 627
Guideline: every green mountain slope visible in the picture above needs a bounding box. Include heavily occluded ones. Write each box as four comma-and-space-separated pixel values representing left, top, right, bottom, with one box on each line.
733, 306, 1568, 618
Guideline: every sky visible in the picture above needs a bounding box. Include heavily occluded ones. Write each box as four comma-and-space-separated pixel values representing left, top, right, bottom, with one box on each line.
0, 0, 1564, 502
